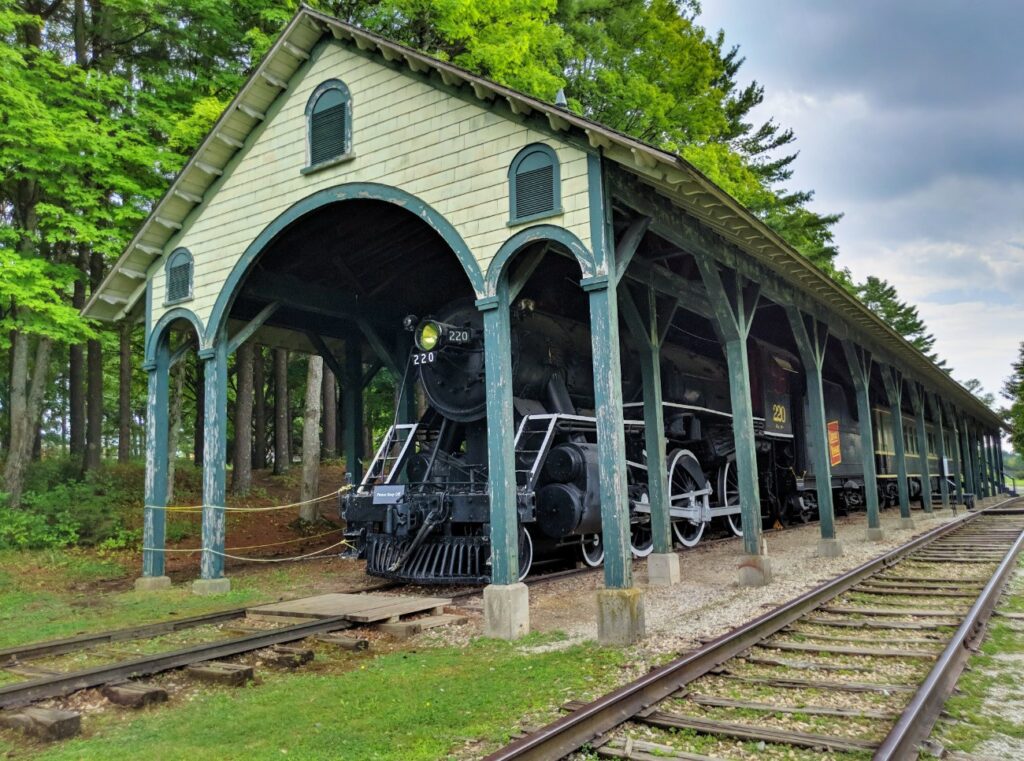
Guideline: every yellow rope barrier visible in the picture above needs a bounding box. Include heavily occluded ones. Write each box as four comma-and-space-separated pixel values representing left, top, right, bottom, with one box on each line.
145, 486, 352, 513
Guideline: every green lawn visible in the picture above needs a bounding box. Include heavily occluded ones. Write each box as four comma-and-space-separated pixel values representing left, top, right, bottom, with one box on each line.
14, 636, 625, 760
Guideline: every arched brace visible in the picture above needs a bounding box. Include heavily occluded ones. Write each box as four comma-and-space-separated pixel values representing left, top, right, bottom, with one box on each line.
145, 306, 206, 365
484, 223, 595, 298
205, 182, 484, 343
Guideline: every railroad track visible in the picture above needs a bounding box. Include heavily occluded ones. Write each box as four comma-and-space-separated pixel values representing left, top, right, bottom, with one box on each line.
486, 498, 1024, 761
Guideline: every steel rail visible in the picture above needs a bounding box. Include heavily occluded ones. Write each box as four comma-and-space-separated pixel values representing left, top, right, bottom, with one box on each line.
0, 615, 354, 710
483, 502, 1015, 761
874, 522, 1024, 759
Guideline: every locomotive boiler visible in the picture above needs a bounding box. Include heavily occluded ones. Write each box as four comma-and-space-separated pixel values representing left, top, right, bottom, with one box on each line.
341, 297, 810, 584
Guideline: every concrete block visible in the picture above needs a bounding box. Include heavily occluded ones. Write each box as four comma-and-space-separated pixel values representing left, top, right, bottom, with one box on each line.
0, 707, 80, 740
134, 575, 172, 592
317, 633, 370, 651
483, 582, 530, 640
102, 682, 168, 708
265, 645, 314, 668
899, 517, 917, 530
185, 661, 253, 686
737, 553, 772, 587
192, 577, 231, 595
646, 553, 680, 587
817, 538, 844, 558
596, 588, 645, 646
865, 527, 886, 542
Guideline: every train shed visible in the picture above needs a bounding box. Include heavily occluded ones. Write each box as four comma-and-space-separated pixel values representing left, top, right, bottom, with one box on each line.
83, 8, 1008, 645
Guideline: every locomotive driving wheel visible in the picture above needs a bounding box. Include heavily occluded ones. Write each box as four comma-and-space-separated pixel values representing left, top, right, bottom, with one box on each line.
517, 526, 533, 581
580, 533, 604, 567
668, 449, 706, 548
630, 497, 654, 557
718, 460, 743, 537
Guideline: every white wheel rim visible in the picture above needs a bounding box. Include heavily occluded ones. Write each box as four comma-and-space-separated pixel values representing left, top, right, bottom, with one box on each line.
581, 534, 604, 567
669, 449, 708, 549
517, 528, 533, 582
721, 460, 743, 537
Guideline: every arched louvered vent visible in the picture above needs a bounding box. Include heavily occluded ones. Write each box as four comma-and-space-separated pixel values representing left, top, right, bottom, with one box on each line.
508, 144, 562, 224
165, 248, 193, 304
306, 80, 352, 169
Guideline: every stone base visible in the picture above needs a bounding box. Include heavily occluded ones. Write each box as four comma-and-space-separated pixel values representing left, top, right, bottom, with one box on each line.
192, 577, 231, 595
133, 575, 172, 592
596, 588, 645, 646
483, 582, 529, 640
737, 553, 772, 587
817, 538, 844, 558
646, 553, 680, 587
899, 517, 917, 530
864, 527, 886, 542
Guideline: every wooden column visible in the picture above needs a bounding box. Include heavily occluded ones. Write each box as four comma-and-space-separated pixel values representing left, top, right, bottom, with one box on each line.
985, 433, 997, 496
929, 393, 951, 510
906, 382, 933, 514
960, 417, 975, 497
582, 273, 633, 591
342, 333, 364, 484
841, 340, 882, 539
996, 432, 1005, 492
968, 426, 982, 498
785, 307, 840, 555
140, 343, 169, 581
197, 337, 229, 590
695, 258, 769, 578
943, 402, 964, 506
881, 366, 913, 526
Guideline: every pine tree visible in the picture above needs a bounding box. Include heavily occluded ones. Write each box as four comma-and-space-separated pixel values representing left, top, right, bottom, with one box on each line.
1002, 342, 1024, 455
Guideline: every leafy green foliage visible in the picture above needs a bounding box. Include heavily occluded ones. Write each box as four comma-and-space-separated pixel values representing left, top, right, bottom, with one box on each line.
1002, 342, 1024, 455
855, 276, 946, 367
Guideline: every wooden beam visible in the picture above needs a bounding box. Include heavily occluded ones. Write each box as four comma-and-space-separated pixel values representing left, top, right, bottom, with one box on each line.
880, 364, 912, 521
507, 243, 549, 302
613, 216, 651, 284
227, 302, 280, 354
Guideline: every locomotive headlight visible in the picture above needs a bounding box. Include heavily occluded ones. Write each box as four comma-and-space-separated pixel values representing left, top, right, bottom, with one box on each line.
415, 320, 442, 352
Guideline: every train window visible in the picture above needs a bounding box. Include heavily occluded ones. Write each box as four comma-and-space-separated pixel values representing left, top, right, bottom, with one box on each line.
305, 79, 353, 170
508, 143, 562, 224
165, 248, 193, 304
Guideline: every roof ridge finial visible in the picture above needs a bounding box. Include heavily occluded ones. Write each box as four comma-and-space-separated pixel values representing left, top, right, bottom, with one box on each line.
555, 88, 568, 109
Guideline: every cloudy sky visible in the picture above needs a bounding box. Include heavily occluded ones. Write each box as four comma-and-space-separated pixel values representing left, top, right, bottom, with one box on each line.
698, 1, 1024, 402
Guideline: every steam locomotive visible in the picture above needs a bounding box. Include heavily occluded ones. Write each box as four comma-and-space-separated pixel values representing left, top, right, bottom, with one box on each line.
340, 297, 949, 584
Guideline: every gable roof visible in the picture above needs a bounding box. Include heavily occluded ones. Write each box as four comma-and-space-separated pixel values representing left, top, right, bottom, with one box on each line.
83, 6, 1003, 428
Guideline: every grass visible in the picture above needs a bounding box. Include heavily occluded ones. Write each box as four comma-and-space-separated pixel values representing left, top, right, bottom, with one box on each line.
11, 635, 626, 760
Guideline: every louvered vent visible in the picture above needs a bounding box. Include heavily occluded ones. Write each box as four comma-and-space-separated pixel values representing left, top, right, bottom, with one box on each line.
310, 104, 348, 165
515, 165, 555, 220
167, 262, 191, 302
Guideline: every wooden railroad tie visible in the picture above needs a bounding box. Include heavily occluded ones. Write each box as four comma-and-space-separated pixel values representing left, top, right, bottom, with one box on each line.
316, 633, 370, 651
102, 682, 168, 708
681, 692, 898, 720
742, 655, 874, 673
821, 605, 966, 618
264, 645, 314, 668
803, 615, 952, 631
758, 640, 936, 659
710, 670, 915, 694
377, 613, 467, 640
185, 661, 254, 686
0, 707, 81, 740
598, 736, 724, 760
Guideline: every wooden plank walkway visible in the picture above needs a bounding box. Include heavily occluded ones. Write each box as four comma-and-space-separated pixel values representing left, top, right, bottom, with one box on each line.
248, 593, 451, 624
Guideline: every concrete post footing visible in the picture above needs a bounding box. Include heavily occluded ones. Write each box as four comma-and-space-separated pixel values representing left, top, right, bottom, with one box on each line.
646, 553, 680, 587
864, 527, 886, 542
483, 582, 529, 640
192, 577, 231, 595
134, 576, 172, 592
596, 588, 645, 646
737, 553, 772, 587
899, 517, 917, 530
817, 538, 844, 558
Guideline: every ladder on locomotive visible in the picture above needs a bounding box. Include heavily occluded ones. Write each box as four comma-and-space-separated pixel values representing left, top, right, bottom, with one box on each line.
513, 415, 560, 491
360, 419, 443, 489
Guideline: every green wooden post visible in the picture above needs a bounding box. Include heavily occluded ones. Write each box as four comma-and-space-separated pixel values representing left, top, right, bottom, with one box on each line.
582, 274, 633, 590
881, 366, 913, 525
198, 337, 228, 587
477, 290, 519, 587
985, 433, 997, 496
841, 340, 882, 538
785, 307, 840, 554
943, 403, 964, 506
695, 258, 768, 574
960, 417, 975, 498
906, 382, 933, 514
342, 333, 364, 483
141, 342, 169, 579
929, 394, 951, 510
974, 428, 988, 498
996, 432, 1005, 492
394, 332, 416, 424
968, 427, 981, 498
620, 285, 671, 557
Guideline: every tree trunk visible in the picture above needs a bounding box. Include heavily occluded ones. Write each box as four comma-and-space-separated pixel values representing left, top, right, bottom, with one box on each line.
83, 251, 104, 472
253, 345, 266, 469
300, 355, 323, 521
117, 321, 131, 462
166, 358, 186, 506
273, 348, 289, 474
69, 261, 85, 458
231, 342, 254, 494
322, 363, 336, 458
3, 330, 54, 506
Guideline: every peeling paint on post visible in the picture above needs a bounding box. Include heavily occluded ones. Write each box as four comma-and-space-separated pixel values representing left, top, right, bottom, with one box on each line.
907, 382, 933, 513
881, 366, 912, 520
477, 290, 519, 585
695, 257, 764, 558
930, 394, 951, 509
142, 342, 169, 577
841, 340, 881, 531
583, 274, 633, 589
961, 418, 975, 497
200, 338, 228, 580
943, 403, 964, 505
785, 307, 837, 540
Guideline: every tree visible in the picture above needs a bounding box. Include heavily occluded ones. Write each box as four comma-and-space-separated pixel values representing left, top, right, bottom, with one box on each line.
855, 276, 946, 367
299, 355, 323, 521
273, 348, 290, 474
961, 377, 997, 410
1001, 342, 1024, 455
231, 342, 254, 494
